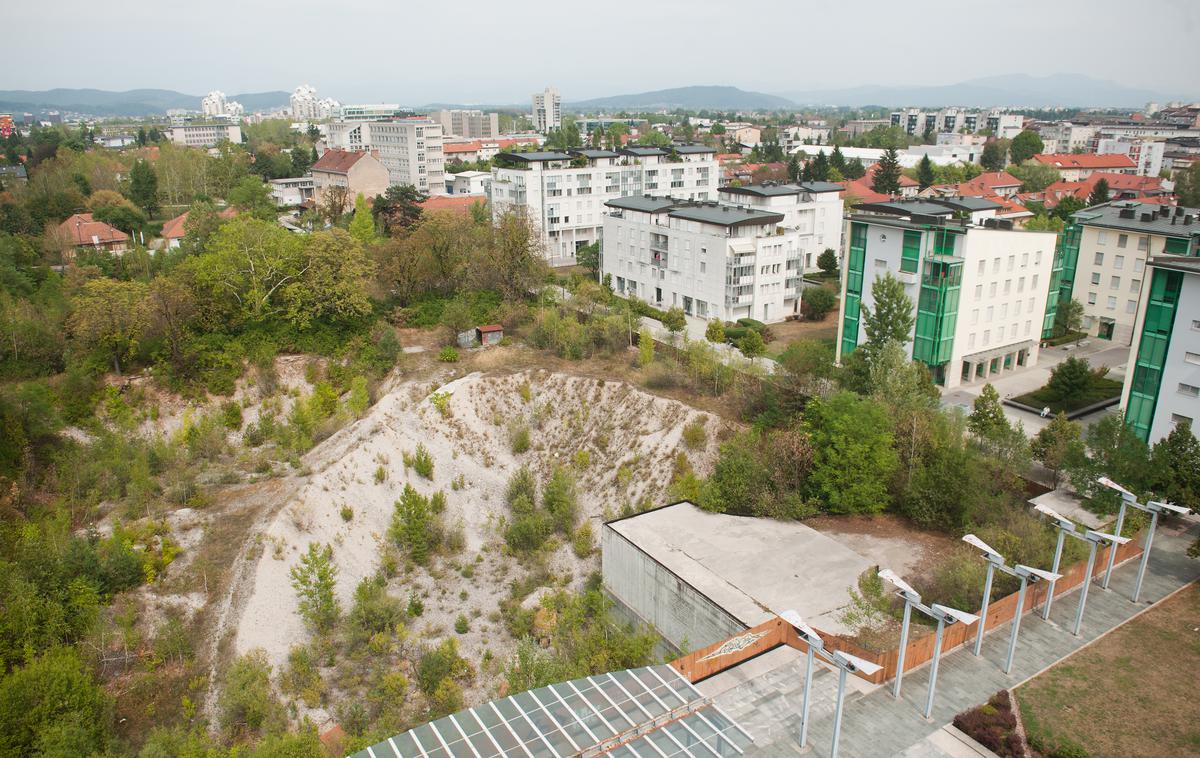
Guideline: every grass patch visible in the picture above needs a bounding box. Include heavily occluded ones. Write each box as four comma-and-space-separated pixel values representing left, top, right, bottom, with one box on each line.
1012, 375, 1123, 414
1042, 330, 1086, 346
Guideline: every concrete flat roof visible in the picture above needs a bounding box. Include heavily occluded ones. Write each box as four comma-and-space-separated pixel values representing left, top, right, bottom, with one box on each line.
607, 502, 873, 634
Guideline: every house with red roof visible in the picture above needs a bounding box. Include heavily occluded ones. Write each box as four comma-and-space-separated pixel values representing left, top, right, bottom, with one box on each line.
159, 207, 238, 249
311, 149, 389, 212
55, 213, 129, 257
1030, 153, 1136, 181
862, 163, 920, 198
955, 171, 1022, 198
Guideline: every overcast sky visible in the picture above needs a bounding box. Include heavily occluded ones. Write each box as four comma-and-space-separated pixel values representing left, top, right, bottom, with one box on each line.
3, 0, 1198, 104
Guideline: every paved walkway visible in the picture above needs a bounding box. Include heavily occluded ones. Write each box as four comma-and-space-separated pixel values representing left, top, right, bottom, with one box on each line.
737, 519, 1199, 758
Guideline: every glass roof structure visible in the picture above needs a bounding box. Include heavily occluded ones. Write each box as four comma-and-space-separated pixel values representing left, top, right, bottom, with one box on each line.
350, 664, 752, 758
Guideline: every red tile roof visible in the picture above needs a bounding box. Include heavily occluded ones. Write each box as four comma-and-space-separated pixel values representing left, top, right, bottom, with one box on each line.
864, 162, 918, 186
956, 171, 1021, 196
445, 141, 482, 154
419, 195, 484, 214
57, 213, 129, 246
495, 137, 540, 150
1031, 153, 1136, 170
839, 177, 891, 204
984, 194, 1032, 217
160, 207, 238, 240
1085, 171, 1163, 192
312, 149, 371, 175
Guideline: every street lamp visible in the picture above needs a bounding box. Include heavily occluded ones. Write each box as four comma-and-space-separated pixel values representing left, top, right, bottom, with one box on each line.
962, 534, 1062, 674
781, 610, 882, 758
879, 569, 979, 719
1098, 477, 1192, 602
1033, 504, 1129, 634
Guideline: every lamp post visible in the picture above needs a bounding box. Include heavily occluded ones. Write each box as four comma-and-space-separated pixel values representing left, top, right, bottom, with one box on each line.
879, 570, 979, 719
1097, 476, 1136, 589
1033, 504, 1129, 632
781, 610, 882, 758
1097, 477, 1191, 602
962, 534, 1061, 674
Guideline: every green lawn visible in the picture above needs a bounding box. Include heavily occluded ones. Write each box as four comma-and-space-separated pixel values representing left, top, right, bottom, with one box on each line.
1012, 376, 1123, 414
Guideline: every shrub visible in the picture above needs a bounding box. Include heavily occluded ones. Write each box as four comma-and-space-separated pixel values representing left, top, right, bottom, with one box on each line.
705, 319, 725, 343
340, 505, 354, 522
682, 419, 707, 450
280, 645, 324, 707
542, 466, 579, 533
637, 327, 654, 367
736, 317, 766, 333
0, 647, 114, 757
800, 286, 837, 321
220, 651, 284, 737
389, 485, 439, 564
572, 521, 594, 557
505, 466, 538, 507
509, 422, 531, 454
289, 543, 340, 633
438, 346, 460, 363
454, 614, 469, 634
430, 390, 451, 418
505, 495, 552, 552
737, 329, 766, 358
220, 400, 244, 430
416, 639, 472, 697
407, 592, 424, 617
410, 443, 433, 479
374, 465, 386, 484
572, 449, 591, 469
518, 381, 532, 403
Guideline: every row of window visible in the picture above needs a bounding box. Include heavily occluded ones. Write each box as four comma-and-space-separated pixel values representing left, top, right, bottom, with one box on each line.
971, 275, 1039, 299
1093, 251, 1146, 270
1085, 292, 1138, 314
976, 251, 1043, 275
966, 320, 1034, 350
970, 298, 1039, 324
1088, 273, 1141, 293
1096, 230, 1150, 251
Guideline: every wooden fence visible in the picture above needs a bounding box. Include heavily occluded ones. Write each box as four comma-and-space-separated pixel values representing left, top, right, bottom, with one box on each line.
672, 538, 1143, 686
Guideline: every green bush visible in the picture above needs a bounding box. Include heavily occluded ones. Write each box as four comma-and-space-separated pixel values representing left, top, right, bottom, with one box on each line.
0, 647, 114, 757
438, 346, 460, 363
220, 400, 244, 429
454, 614, 469, 634
682, 420, 707, 450
542, 466, 579, 533
572, 522, 594, 557
510, 422, 531, 454
736, 318, 767, 333
219, 650, 285, 737
407, 443, 434, 479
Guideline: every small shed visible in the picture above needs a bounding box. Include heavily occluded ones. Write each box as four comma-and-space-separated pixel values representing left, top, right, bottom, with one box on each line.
475, 324, 504, 346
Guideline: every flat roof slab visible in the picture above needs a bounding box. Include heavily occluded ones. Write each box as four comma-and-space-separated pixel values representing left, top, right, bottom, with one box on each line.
607, 503, 873, 634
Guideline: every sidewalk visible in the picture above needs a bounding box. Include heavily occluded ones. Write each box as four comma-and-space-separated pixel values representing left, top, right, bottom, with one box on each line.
741, 519, 1199, 758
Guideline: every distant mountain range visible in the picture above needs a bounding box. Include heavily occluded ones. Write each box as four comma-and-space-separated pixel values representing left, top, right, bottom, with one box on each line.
779, 74, 1179, 109
0, 88, 290, 116
568, 85, 794, 111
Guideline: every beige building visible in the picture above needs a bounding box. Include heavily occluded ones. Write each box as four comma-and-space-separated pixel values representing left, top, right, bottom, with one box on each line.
431, 109, 499, 139
365, 118, 446, 195
1062, 201, 1200, 345
310, 149, 389, 211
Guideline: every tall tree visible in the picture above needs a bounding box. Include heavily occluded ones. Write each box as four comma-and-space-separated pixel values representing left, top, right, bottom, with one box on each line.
843, 157, 866, 180
810, 150, 830, 182
968, 384, 1008, 440
804, 391, 899, 515
870, 148, 902, 195
862, 272, 914, 348
373, 184, 427, 235
289, 543, 340, 633
1087, 178, 1110, 206
1009, 130, 1045, 164
1032, 412, 1084, 487
347, 193, 376, 245
916, 154, 935, 190
980, 139, 1009, 171
830, 145, 847, 174
1149, 421, 1200, 511
226, 176, 276, 221
68, 278, 151, 374
127, 159, 158, 215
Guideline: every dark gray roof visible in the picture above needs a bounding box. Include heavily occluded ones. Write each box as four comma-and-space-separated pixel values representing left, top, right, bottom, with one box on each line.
568, 148, 619, 159
672, 144, 716, 154
720, 183, 804, 198
668, 204, 784, 228
1072, 201, 1200, 239
852, 199, 958, 217
620, 146, 668, 157
0, 164, 27, 179
495, 151, 573, 163
798, 181, 843, 193
605, 196, 678, 213
1147, 254, 1200, 275
927, 196, 1003, 212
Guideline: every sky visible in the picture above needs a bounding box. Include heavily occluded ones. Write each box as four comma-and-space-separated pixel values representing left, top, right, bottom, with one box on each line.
3, 0, 1198, 104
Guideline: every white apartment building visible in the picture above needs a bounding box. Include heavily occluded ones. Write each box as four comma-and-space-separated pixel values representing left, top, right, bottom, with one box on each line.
269, 176, 315, 207
1095, 137, 1165, 177
1058, 201, 1200, 345
322, 119, 446, 193
602, 196, 804, 323
201, 91, 243, 119
167, 123, 242, 148
780, 125, 832, 152
716, 183, 844, 273
368, 119, 445, 194
290, 85, 340, 120
1036, 122, 1096, 153
445, 170, 490, 195
532, 87, 561, 132
891, 108, 1024, 137
836, 198, 1058, 389
489, 144, 719, 266
1121, 254, 1200, 444
432, 109, 500, 139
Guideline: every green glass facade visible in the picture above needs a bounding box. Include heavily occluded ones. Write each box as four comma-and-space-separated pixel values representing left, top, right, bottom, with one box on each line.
900, 230, 921, 273
1041, 223, 1081, 339
1125, 268, 1183, 441
841, 222, 868, 356
912, 255, 963, 385
1163, 236, 1191, 256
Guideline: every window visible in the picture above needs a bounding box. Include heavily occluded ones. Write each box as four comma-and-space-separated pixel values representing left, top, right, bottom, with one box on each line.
1097, 230, 1107, 245
989, 282, 997, 297
1021, 252, 1029, 267
1173, 414, 1195, 427
1018, 276, 1025, 293
1179, 383, 1200, 398
983, 329, 990, 345
1110, 276, 1120, 290
1035, 251, 1042, 265
1025, 320, 1032, 335
986, 306, 994, 321
1117, 234, 1128, 248
972, 308, 979, 325
1186, 352, 1200, 366
998, 326, 1005, 341
1088, 292, 1097, 305
900, 230, 921, 274
1007, 255, 1015, 271
700, 261, 706, 273
1000, 303, 1008, 318
1107, 296, 1117, 310
1134, 258, 1145, 273
1193, 320, 1200, 331
1004, 279, 1011, 294
975, 284, 983, 298
993, 257, 1001, 273
968, 333, 976, 349
1137, 235, 1149, 251
1091, 272, 1101, 285
1126, 299, 1137, 314
1130, 278, 1141, 293
978, 259, 986, 275
1114, 255, 1124, 270
1094, 252, 1105, 265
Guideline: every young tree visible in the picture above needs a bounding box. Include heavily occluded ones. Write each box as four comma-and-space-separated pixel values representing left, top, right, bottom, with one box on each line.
968, 384, 1009, 441
871, 148, 902, 195
843, 157, 867, 180
817, 248, 839, 278
662, 306, 687, 343
1053, 297, 1084, 338
810, 150, 830, 182
916, 154, 935, 190
1149, 421, 1200, 511
830, 145, 847, 174
637, 326, 654, 367
862, 272, 914, 348
1008, 161, 1061, 192
1031, 412, 1084, 487
128, 159, 159, 215
1053, 195, 1087, 221
1087, 178, 1110, 206
347, 193, 376, 245
737, 328, 765, 358
799, 286, 837, 321
68, 278, 150, 374
1047, 356, 1092, 403
289, 543, 340, 633
575, 241, 600, 278
787, 154, 802, 183
705, 318, 725, 343
373, 184, 427, 235
0, 647, 114, 756
1009, 130, 1045, 164
282, 229, 375, 329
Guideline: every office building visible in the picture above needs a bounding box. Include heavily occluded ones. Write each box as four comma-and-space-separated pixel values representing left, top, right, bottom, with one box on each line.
1121, 253, 1200, 443
890, 108, 1023, 138
532, 86, 561, 132
836, 198, 1058, 388
323, 118, 446, 193
602, 195, 804, 323
489, 144, 719, 266
431, 109, 499, 139
336, 104, 412, 122
166, 123, 242, 148
1050, 201, 1200, 345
